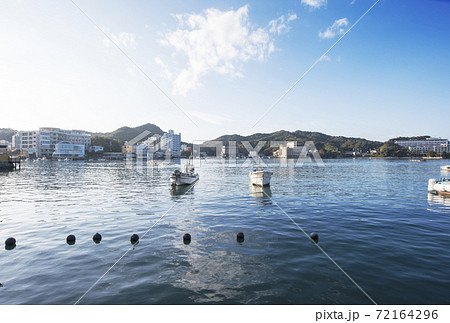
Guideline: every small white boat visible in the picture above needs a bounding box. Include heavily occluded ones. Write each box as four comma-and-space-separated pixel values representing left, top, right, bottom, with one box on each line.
440, 165, 450, 171
428, 178, 450, 196
170, 157, 199, 186
249, 160, 272, 187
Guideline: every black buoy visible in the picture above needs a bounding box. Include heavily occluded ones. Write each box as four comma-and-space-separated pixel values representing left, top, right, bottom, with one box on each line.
5, 237, 16, 248
183, 233, 191, 244
66, 234, 76, 245
310, 232, 319, 243
237, 232, 245, 242
130, 234, 139, 244
93, 233, 102, 244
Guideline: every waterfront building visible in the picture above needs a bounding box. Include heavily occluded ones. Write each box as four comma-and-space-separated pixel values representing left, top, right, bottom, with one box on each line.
142, 135, 161, 151
13, 131, 39, 155
395, 138, 449, 154
88, 146, 104, 153
135, 144, 148, 160
13, 127, 91, 157
52, 142, 85, 159
38, 127, 91, 157
160, 130, 181, 157
273, 142, 303, 158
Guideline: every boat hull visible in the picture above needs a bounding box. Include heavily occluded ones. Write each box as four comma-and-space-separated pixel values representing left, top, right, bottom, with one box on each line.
428, 178, 450, 195
170, 174, 199, 186
249, 171, 272, 187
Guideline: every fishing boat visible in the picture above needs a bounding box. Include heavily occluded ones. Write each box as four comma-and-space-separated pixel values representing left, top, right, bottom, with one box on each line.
170, 156, 199, 186
428, 178, 450, 196
441, 165, 450, 171
249, 159, 272, 187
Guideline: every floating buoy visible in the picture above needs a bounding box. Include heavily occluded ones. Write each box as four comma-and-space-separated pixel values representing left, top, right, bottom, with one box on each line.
5, 237, 16, 248
93, 233, 102, 244
183, 233, 191, 244
130, 234, 139, 244
310, 232, 319, 243
237, 232, 245, 242
66, 234, 76, 245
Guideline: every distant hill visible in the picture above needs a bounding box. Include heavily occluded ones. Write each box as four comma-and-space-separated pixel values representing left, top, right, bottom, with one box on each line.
211, 129, 383, 157
389, 136, 431, 142
0, 128, 16, 142
102, 123, 164, 143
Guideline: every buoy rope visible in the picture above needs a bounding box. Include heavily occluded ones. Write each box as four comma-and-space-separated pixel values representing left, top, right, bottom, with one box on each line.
73, 181, 198, 305
260, 189, 378, 305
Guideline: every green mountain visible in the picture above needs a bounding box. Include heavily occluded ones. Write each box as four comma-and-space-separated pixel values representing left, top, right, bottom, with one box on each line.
212, 129, 383, 157
0, 128, 16, 142
103, 123, 164, 143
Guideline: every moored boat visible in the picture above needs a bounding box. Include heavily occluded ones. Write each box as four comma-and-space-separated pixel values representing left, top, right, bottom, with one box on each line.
428, 178, 450, 196
170, 156, 199, 186
441, 165, 450, 171
249, 160, 272, 187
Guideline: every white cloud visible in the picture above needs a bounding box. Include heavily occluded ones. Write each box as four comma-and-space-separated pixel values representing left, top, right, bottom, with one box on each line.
103, 32, 136, 48
319, 18, 349, 39
268, 13, 297, 35
301, 0, 327, 9
159, 5, 295, 96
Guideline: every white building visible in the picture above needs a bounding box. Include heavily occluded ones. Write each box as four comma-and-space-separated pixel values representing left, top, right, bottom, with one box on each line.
395, 138, 449, 154
273, 142, 303, 158
88, 146, 104, 153
160, 130, 181, 157
12, 131, 39, 155
52, 142, 85, 159
38, 127, 91, 157
13, 127, 91, 157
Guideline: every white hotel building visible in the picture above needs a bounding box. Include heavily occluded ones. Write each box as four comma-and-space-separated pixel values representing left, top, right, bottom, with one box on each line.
395, 138, 449, 154
13, 127, 91, 157
160, 129, 181, 157
12, 131, 39, 155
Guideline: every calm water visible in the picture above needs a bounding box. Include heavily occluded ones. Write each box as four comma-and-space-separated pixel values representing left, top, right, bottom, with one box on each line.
0, 158, 449, 305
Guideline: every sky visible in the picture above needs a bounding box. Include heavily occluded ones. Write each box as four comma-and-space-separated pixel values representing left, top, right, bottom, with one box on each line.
0, 0, 449, 142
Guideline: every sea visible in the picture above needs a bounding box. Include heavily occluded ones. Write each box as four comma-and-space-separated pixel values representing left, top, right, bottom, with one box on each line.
0, 158, 449, 304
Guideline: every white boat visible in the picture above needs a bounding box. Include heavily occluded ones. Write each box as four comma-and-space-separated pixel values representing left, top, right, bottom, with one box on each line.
249, 161, 272, 187
440, 165, 450, 171
170, 157, 199, 186
428, 178, 450, 196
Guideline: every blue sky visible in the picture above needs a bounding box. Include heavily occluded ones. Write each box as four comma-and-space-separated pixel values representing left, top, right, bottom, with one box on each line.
0, 0, 449, 142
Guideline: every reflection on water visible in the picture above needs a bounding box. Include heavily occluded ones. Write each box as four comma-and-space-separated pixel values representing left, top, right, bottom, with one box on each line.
249, 184, 272, 205
170, 184, 195, 197
1, 159, 450, 305
428, 193, 450, 208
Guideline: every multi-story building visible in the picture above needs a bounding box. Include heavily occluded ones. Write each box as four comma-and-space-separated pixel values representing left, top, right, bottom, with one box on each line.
52, 142, 86, 159
13, 131, 39, 155
395, 138, 449, 154
273, 141, 303, 158
38, 127, 91, 157
13, 127, 91, 157
160, 130, 181, 157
